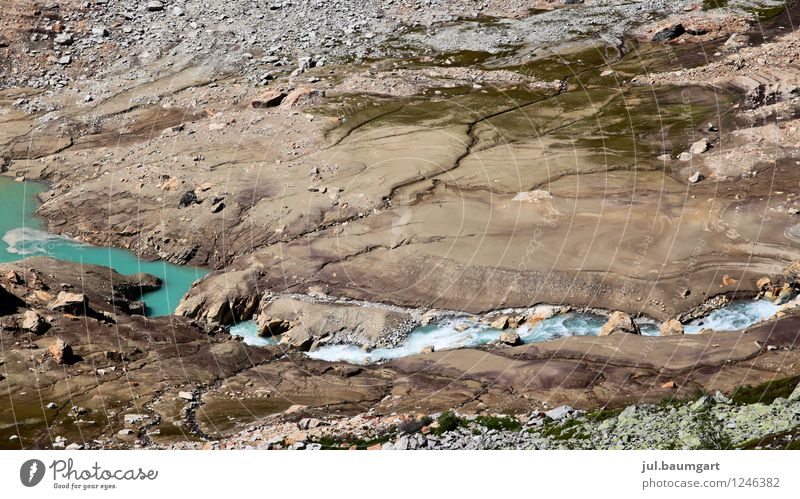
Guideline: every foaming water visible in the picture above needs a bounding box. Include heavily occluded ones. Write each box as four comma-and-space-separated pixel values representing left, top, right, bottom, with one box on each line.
0, 177, 207, 316
229, 321, 278, 346
307, 312, 611, 364
301, 300, 781, 364
684, 299, 780, 333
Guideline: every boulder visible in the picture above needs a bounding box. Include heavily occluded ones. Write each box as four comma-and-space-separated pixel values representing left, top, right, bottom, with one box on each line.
146, 1, 164, 11
652, 23, 685, 42
756, 276, 772, 290
49, 292, 88, 315
53, 33, 73, 45
688, 172, 704, 183
722, 274, 737, 286
689, 138, 710, 155
499, 330, 521, 346
658, 319, 684, 336
489, 315, 509, 330
544, 405, 573, 421
279, 327, 314, 351
5, 270, 22, 284
178, 190, 198, 208
48, 339, 74, 364
788, 382, 800, 402
599, 311, 640, 336
251, 90, 286, 108
21, 310, 48, 334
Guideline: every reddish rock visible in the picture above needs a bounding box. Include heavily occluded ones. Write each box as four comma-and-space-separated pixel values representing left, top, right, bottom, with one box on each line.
251, 90, 286, 108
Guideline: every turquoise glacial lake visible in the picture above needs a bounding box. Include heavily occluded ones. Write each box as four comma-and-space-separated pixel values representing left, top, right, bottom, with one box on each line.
0, 176, 207, 316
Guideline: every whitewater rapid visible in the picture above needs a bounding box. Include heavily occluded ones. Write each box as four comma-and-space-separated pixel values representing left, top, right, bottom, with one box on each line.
229, 299, 781, 365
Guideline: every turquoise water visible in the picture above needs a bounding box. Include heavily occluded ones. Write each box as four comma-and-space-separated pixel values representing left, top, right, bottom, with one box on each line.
228, 300, 782, 364
229, 321, 278, 346
0, 176, 207, 316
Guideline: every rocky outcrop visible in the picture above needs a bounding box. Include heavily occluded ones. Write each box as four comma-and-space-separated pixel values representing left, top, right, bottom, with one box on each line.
49, 292, 88, 315
257, 296, 416, 350
599, 312, 640, 336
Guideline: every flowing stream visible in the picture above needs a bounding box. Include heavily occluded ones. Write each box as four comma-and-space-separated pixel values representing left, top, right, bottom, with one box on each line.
230, 299, 780, 364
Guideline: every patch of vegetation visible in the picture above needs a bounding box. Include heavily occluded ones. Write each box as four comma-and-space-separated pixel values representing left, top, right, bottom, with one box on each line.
729, 375, 800, 405
541, 418, 588, 441
586, 406, 623, 422
657, 388, 709, 408
694, 412, 734, 450
474, 415, 522, 432
432, 411, 468, 436
747, 2, 789, 21
397, 416, 432, 435
316, 429, 396, 450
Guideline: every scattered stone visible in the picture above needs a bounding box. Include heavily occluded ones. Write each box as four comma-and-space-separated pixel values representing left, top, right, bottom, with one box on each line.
124, 414, 148, 424
688, 172, 704, 183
